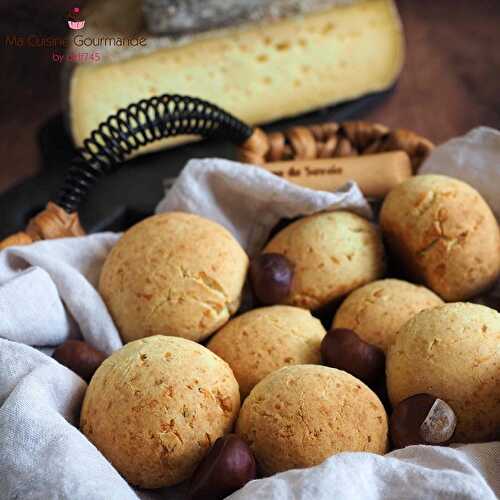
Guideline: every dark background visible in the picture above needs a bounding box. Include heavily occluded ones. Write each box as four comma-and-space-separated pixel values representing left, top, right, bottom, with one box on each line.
1, 0, 499, 193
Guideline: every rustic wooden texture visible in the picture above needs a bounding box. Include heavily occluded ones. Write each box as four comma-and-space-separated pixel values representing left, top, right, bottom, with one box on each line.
0, 0, 76, 193
0, 0, 499, 193
366, 0, 500, 140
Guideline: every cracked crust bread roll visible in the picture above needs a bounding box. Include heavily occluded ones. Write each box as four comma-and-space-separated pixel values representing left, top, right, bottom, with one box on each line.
80, 335, 240, 488
332, 279, 443, 351
263, 211, 385, 310
380, 175, 500, 301
236, 364, 388, 474
99, 212, 248, 343
68, 0, 404, 155
386, 302, 500, 443
208, 305, 326, 397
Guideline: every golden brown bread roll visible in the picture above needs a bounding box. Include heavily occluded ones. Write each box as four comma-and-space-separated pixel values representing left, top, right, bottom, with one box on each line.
99, 212, 248, 343
263, 211, 385, 310
332, 279, 443, 351
80, 335, 240, 488
237, 365, 388, 474
208, 305, 326, 397
386, 303, 500, 443
380, 175, 500, 301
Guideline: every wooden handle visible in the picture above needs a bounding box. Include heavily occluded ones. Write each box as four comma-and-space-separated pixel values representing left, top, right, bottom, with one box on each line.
258, 151, 412, 198
238, 124, 434, 172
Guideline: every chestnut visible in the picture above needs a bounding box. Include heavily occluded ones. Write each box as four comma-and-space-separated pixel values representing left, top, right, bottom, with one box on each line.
389, 394, 457, 449
320, 328, 385, 386
189, 434, 256, 500
249, 253, 294, 305
52, 340, 107, 383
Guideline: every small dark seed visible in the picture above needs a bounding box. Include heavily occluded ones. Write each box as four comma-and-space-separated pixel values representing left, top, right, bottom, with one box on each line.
189, 434, 257, 500
320, 328, 385, 387
250, 253, 294, 305
389, 394, 457, 449
52, 340, 108, 383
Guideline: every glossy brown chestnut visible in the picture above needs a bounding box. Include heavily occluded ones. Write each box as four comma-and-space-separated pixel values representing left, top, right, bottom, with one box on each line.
320, 328, 385, 386
249, 253, 294, 305
52, 340, 108, 383
389, 394, 457, 449
189, 434, 256, 500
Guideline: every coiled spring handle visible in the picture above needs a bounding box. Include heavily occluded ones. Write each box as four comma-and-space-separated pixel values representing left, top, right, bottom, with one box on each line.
56, 94, 253, 213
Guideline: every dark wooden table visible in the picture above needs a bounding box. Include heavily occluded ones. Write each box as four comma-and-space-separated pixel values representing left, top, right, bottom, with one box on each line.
1, 0, 499, 193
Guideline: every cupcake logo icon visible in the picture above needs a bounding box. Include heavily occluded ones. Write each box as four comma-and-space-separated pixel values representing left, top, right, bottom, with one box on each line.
67, 7, 85, 30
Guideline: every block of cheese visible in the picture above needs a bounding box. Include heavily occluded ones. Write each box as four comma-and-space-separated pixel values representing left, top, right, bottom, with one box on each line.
68, 0, 404, 156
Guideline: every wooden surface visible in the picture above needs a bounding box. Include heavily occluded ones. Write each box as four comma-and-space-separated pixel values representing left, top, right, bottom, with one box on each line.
0, 0, 499, 193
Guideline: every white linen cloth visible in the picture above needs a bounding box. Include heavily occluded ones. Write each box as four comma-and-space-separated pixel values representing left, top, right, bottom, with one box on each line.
0, 128, 499, 500
420, 127, 500, 219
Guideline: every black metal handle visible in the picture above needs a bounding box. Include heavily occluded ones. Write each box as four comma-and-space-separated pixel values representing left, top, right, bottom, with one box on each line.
56, 94, 253, 213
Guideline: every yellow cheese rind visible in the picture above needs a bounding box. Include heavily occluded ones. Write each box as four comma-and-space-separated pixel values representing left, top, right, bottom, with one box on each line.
70, 0, 404, 154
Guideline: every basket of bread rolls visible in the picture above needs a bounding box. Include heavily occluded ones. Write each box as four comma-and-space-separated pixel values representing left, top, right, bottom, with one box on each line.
1, 0, 499, 497
7, 110, 492, 498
